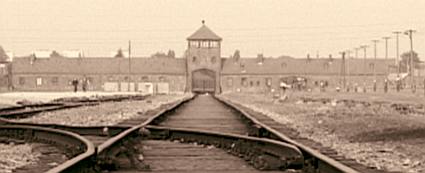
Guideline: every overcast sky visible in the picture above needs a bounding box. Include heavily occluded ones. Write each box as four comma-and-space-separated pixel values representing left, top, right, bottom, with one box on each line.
1, 0, 424, 60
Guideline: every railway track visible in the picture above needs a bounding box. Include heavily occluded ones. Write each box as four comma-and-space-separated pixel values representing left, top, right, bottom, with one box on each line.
0, 125, 94, 173
2, 94, 394, 173
216, 95, 395, 173
0, 102, 91, 119
0, 94, 148, 119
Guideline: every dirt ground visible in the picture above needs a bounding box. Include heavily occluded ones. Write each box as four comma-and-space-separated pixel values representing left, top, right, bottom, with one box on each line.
222, 91, 425, 173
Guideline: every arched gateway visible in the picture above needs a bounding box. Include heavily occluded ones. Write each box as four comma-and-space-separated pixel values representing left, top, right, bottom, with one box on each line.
186, 21, 222, 94
192, 69, 216, 93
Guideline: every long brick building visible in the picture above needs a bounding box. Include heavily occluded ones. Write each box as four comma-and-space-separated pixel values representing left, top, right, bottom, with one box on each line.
1, 23, 396, 94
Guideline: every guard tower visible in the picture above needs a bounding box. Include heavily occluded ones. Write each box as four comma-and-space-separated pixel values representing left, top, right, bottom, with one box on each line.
186, 21, 222, 94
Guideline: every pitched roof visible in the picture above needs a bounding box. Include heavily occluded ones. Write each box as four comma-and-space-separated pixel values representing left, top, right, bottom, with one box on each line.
12, 57, 187, 75
0, 46, 9, 63
221, 57, 395, 75
187, 24, 222, 41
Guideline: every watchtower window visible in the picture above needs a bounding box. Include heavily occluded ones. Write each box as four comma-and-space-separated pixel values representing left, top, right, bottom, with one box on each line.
190, 41, 199, 48
210, 41, 219, 48
201, 41, 209, 48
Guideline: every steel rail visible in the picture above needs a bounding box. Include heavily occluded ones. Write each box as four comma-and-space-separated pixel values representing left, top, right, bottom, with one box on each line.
0, 94, 149, 119
96, 95, 194, 155
0, 103, 96, 119
0, 125, 95, 173
215, 96, 361, 173
144, 125, 304, 170
38, 95, 195, 173
0, 118, 130, 136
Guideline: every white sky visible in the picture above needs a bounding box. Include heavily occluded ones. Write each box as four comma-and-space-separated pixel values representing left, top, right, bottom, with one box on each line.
1, 0, 425, 59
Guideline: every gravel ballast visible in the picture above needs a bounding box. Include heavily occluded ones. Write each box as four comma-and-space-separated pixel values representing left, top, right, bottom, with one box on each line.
222, 92, 425, 173
17, 94, 191, 126
0, 143, 40, 173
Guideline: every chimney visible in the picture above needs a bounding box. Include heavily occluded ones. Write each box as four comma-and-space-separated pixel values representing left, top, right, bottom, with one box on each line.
257, 54, 264, 64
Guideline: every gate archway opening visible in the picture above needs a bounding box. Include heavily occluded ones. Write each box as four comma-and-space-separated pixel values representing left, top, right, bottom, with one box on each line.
192, 69, 216, 93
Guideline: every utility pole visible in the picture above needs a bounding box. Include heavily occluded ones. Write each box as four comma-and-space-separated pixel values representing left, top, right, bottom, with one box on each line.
360, 45, 369, 92
382, 37, 390, 60
340, 51, 346, 90
128, 40, 132, 92
393, 31, 402, 92
393, 31, 402, 76
355, 47, 360, 59
360, 45, 369, 74
405, 29, 416, 93
372, 40, 379, 81
372, 40, 379, 92
383, 37, 390, 75
346, 50, 352, 90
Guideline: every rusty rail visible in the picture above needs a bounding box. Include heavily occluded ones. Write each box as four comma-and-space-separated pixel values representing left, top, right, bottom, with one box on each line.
0, 94, 149, 119
0, 125, 95, 173
216, 96, 361, 173
30, 95, 195, 173
95, 95, 194, 159
145, 125, 303, 170
3, 94, 364, 172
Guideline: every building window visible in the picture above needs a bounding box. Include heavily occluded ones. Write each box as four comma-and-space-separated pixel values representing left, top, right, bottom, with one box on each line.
256, 81, 260, 86
192, 56, 197, 63
141, 76, 149, 81
241, 77, 248, 86
227, 77, 233, 87
211, 56, 217, 64
249, 81, 254, 87
190, 41, 199, 48
281, 62, 287, 68
159, 76, 166, 82
19, 77, 25, 85
36, 77, 42, 86
210, 41, 219, 48
87, 77, 94, 83
52, 77, 59, 85
369, 63, 375, 69
265, 78, 272, 87
323, 62, 330, 70
201, 41, 209, 48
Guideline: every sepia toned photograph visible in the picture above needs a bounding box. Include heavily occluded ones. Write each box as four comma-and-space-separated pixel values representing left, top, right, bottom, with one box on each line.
0, 0, 425, 172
